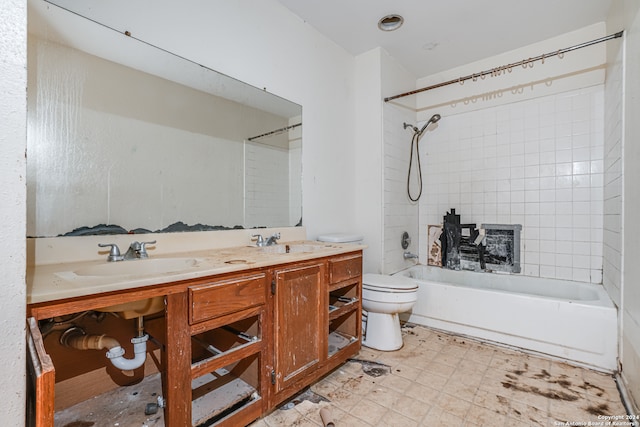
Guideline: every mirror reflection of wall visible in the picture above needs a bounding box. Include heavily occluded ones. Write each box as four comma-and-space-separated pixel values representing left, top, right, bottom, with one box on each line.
26, 1, 302, 237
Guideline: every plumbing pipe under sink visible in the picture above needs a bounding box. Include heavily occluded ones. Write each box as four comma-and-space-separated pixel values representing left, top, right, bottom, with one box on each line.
61, 318, 149, 371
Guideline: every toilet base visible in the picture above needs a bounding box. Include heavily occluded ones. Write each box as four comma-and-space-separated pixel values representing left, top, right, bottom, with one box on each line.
362, 311, 403, 351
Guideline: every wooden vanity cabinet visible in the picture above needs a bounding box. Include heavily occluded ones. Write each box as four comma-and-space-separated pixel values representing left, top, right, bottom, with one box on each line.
326, 254, 362, 366
166, 272, 269, 427
270, 262, 325, 405
269, 253, 363, 409
27, 250, 363, 427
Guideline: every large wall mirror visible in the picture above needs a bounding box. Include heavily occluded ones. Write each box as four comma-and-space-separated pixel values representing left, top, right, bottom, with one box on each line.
26, 0, 302, 237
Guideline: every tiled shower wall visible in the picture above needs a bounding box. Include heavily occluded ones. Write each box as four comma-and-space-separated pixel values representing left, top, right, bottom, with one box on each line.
418, 86, 605, 283
383, 102, 420, 274
245, 142, 291, 228
602, 41, 624, 306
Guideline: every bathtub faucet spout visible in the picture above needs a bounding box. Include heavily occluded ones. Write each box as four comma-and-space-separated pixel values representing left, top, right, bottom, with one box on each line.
403, 251, 419, 260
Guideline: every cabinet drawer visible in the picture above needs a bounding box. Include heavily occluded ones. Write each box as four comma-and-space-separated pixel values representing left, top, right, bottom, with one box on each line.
189, 274, 266, 324
328, 254, 362, 284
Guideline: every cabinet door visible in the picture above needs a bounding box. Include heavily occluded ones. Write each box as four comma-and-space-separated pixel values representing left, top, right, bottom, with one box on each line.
26, 317, 55, 427
272, 263, 324, 394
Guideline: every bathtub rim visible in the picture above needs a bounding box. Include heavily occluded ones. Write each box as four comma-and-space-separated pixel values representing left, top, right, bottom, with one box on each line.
393, 264, 619, 372
394, 264, 616, 309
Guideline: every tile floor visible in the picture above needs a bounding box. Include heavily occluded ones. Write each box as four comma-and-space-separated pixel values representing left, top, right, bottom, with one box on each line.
251, 324, 629, 427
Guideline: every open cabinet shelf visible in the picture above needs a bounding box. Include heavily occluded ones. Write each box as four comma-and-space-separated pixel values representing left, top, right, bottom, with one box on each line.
187, 275, 267, 427
191, 355, 262, 427
53, 372, 164, 426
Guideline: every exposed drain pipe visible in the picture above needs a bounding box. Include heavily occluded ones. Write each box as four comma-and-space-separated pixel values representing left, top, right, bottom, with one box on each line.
61, 320, 149, 371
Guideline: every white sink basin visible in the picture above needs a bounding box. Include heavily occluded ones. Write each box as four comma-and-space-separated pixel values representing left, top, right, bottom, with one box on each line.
74, 257, 202, 277
94, 296, 166, 319
259, 244, 327, 254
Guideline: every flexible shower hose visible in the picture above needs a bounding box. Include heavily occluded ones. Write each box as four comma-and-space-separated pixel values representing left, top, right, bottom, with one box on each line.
407, 131, 422, 202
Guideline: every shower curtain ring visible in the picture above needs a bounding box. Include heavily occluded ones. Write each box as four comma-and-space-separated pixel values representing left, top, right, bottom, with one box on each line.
541, 54, 545, 64
458, 78, 464, 85
557, 49, 564, 59
473, 73, 477, 82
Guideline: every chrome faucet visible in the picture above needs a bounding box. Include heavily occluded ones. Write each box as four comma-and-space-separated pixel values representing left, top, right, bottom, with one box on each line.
98, 243, 124, 262
403, 251, 419, 260
124, 240, 156, 260
252, 234, 266, 247
98, 240, 156, 262
265, 232, 281, 246
252, 232, 281, 247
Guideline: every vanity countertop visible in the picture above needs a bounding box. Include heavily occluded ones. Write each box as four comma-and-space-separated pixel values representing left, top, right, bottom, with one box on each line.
27, 240, 364, 305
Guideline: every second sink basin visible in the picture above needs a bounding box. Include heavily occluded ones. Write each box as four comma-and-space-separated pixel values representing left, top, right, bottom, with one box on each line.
259, 244, 327, 254
74, 257, 203, 277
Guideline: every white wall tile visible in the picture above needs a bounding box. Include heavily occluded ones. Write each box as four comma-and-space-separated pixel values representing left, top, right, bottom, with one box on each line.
418, 86, 604, 282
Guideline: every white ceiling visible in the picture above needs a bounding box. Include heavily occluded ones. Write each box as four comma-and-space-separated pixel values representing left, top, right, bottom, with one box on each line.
276, 0, 613, 78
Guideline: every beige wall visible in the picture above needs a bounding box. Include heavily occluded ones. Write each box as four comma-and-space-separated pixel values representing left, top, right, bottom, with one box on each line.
0, 0, 27, 423
606, 0, 640, 413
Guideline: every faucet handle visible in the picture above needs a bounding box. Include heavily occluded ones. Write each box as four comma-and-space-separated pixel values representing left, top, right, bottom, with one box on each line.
139, 240, 156, 258
98, 243, 124, 262
251, 234, 265, 247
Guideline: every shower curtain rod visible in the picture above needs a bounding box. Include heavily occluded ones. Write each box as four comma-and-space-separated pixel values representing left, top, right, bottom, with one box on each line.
384, 31, 624, 103
247, 122, 301, 141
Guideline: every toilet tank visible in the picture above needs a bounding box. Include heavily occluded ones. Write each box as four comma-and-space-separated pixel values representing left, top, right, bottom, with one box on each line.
317, 233, 363, 244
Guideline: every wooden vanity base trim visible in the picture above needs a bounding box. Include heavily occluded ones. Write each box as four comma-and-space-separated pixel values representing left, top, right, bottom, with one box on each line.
164, 292, 192, 425
27, 317, 55, 427
27, 282, 181, 320
212, 397, 263, 427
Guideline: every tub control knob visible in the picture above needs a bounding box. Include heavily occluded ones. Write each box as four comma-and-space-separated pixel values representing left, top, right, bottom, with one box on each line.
401, 231, 411, 250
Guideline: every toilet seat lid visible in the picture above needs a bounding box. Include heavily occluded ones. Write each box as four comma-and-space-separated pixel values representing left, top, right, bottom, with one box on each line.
363, 274, 418, 291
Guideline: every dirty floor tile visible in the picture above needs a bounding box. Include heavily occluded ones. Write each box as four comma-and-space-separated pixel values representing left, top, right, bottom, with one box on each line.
251, 325, 629, 427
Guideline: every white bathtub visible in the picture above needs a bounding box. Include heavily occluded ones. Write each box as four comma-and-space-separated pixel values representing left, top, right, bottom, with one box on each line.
394, 265, 618, 371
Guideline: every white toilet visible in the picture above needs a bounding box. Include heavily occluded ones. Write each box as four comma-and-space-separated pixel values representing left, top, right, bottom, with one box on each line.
361, 273, 418, 351
317, 233, 419, 352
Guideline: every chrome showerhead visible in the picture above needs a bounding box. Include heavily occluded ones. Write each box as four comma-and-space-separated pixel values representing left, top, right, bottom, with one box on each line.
418, 113, 441, 135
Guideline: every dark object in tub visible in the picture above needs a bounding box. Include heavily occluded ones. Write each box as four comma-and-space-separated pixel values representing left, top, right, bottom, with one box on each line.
440, 209, 461, 269
439, 209, 521, 273
481, 224, 522, 273
469, 228, 486, 270
441, 209, 476, 270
